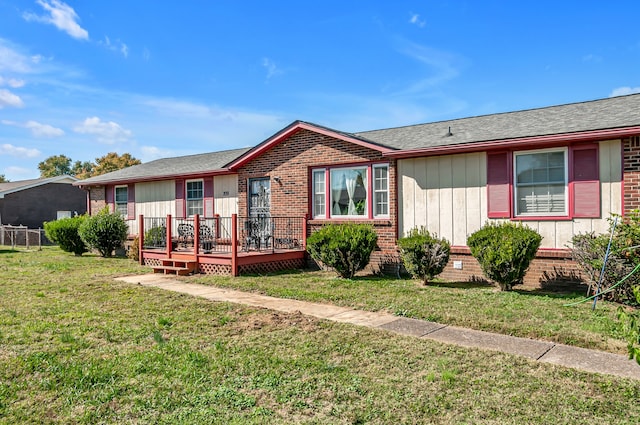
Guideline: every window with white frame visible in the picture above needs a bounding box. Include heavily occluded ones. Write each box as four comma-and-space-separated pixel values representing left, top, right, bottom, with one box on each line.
312, 170, 326, 218
373, 164, 389, 216
114, 186, 128, 216
312, 164, 389, 218
186, 180, 204, 216
514, 148, 567, 216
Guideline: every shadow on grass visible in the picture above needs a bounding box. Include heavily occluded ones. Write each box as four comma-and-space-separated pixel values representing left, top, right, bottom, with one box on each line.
0, 248, 20, 254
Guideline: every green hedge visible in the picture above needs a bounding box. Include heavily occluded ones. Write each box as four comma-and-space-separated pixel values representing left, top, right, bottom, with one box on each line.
467, 222, 541, 291
79, 207, 128, 257
398, 227, 450, 284
43, 215, 88, 256
307, 223, 378, 279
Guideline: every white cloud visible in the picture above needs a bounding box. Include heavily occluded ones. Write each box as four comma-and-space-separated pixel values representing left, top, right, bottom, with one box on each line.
0, 77, 25, 88
23, 0, 89, 41
0, 89, 24, 108
610, 86, 640, 97
73, 116, 133, 143
139, 146, 176, 162
0, 39, 34, 73
409, 13, 426, 28
2, 119, 64, 137
142, 48, 151, 61
0, 143, 41, 158
262, 58, 283, 80
582, 53, 602, 63
99, 36, 129, 58
394, 40, 462, 94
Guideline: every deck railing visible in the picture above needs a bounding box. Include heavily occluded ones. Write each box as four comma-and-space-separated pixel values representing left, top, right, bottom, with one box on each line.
138, 214, 307, 258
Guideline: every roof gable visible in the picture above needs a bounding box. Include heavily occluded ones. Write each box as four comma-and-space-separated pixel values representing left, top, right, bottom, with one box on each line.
226, 121, 396, 170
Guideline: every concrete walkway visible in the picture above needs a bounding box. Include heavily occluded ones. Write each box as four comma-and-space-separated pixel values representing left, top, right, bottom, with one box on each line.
115, 274, 640, 381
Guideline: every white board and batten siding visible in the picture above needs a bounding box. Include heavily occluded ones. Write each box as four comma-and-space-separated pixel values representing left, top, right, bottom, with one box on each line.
213, 175, 238, 217
133, 175, 239, 219
398, 140, 622, 249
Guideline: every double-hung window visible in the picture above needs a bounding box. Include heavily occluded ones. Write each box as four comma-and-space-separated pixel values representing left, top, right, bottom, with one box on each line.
186, 180, 204, 216
514, 148, 567, 216
487, 144, 600, 219
114, 186, 128, 216
312, 163, 389, 219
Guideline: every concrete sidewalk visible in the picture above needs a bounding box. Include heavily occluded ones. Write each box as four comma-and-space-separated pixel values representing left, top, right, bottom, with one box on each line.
115, 274, 640, 381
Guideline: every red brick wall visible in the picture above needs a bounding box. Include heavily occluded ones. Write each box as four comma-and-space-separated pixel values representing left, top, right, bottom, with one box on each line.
438, 247, 585, 289
624, 135, 640, 214
236, 129, 398, 268
88, 186, 106, 215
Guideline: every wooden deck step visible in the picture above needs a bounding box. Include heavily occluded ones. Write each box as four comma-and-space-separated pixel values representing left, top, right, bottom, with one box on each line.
152, 258, 197, 276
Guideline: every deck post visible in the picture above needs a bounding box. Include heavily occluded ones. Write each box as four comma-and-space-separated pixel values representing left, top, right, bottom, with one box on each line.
231, 213, 238, 276
194, 214, 200, 256
302, 214, 308, 249
138, 214, 144, 265
214, 214, 220, 239
166, 214, 172, 259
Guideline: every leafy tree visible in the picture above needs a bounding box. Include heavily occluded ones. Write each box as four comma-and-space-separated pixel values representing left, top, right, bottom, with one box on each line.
398, 227, 450, 284
72, 160, 94, 179
0, 174, 8, 183
38, 154, 73, 177
79, 207, 128, 257
91, 152, 141, 176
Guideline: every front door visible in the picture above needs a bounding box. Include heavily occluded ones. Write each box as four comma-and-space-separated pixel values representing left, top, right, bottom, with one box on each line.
247, 178, 271, 248
248, 178, 270, 218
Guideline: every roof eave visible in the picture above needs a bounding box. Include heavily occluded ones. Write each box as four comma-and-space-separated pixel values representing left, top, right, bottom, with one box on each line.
74, 168, 236, 188
383, 126, 640, 159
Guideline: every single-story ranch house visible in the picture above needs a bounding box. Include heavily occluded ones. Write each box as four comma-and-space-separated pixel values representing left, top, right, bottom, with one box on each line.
75, 93, 640, 286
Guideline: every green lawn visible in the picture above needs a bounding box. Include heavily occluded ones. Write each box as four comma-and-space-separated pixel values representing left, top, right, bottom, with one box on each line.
1, 246, 639, 424
188, 269, 630, 354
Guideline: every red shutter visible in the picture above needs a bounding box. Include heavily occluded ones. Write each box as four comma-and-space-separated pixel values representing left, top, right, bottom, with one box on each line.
175, 179, 185, 219
127, 184, 135, 220
105, 185, 114, 213
487, 151, 511, 218
571, 145, 600, 218
204, 178, 214, 218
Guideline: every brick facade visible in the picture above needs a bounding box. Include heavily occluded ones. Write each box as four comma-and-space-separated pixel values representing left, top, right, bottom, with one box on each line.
438, 247, 584, 288
88, 185, 107, 214
623, 135, 640, 214
236, 129, 399, 270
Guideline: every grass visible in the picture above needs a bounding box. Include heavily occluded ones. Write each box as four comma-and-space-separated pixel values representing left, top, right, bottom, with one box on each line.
0, 246, 638, 424
188, 269, 630, 354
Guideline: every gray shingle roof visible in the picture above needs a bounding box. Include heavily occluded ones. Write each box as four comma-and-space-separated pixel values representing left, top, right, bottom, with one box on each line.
77, 147, 251, 185
0, 176, 78, 196
355, 93, 640, 150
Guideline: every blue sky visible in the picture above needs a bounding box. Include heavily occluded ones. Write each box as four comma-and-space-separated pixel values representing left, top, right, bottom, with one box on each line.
1, 1, 639, 181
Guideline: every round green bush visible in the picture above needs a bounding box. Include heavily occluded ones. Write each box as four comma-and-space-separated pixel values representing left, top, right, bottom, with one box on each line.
398, 227, 450, 284
79, 207, 128, 257
467, 222, 541, 291
306, 223, 378, 279
43, 215, 88, 256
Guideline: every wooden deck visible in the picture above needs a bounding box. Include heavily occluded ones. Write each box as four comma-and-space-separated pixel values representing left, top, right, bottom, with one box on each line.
142, 246, 307, 276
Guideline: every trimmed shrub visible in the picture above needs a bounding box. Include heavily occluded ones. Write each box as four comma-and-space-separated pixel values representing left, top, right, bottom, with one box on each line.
307, 223, 378, 279
43, 215, 88, 256
144, 225, 166, 248
128, 235, 140, 262
79, 207, 128, 257
398, 227, 450, 284
467, 222, 542, 291
571, 213, 640, 305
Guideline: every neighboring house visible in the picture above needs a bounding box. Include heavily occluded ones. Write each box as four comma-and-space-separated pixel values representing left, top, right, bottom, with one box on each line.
75, 93, 640, 285
0, 176, 87, 229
